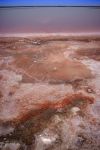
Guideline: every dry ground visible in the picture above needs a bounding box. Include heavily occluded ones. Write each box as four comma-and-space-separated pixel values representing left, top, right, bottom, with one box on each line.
0, 34, 100, 150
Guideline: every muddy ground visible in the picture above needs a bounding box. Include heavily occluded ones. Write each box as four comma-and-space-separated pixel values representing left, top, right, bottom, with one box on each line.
0, 34, 100, 150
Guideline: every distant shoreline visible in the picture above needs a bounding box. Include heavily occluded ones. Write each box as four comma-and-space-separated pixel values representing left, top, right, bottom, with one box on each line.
0, 32, 100, 38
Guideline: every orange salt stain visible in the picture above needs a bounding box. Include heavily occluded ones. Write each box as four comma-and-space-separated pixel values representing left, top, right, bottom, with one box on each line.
7, 93, 94, 125
50, 93, 94, 109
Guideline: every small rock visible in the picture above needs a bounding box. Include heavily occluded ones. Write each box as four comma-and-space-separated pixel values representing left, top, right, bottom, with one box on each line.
3, 138, 7, 141
32, 41, 41, 45
53, 67, 57, 71
33, 60, 37, 63
71, 107, 80, 115
87, 88, 93, 93
18, 39, 24, 42
57, 108, 63, 113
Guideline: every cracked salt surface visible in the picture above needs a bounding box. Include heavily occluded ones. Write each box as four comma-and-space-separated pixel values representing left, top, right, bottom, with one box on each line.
0, 126, 14, 136
0, 70, 22, 121
82, 59, 100, 119
0, 36, 100, 150
35, 131, 58, 150
82, 59, 100, 96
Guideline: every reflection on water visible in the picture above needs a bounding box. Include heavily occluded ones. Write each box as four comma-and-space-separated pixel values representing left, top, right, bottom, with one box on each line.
0, 7, 100, 33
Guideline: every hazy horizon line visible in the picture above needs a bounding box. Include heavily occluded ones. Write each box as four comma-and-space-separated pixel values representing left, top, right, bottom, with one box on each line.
0, 5, 100, 8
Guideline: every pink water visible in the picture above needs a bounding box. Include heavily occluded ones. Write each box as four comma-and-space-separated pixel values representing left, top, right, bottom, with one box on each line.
0, 7, 100, 33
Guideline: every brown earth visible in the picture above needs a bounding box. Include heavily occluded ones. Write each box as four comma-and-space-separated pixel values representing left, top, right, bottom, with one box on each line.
0, 35, 100, 150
